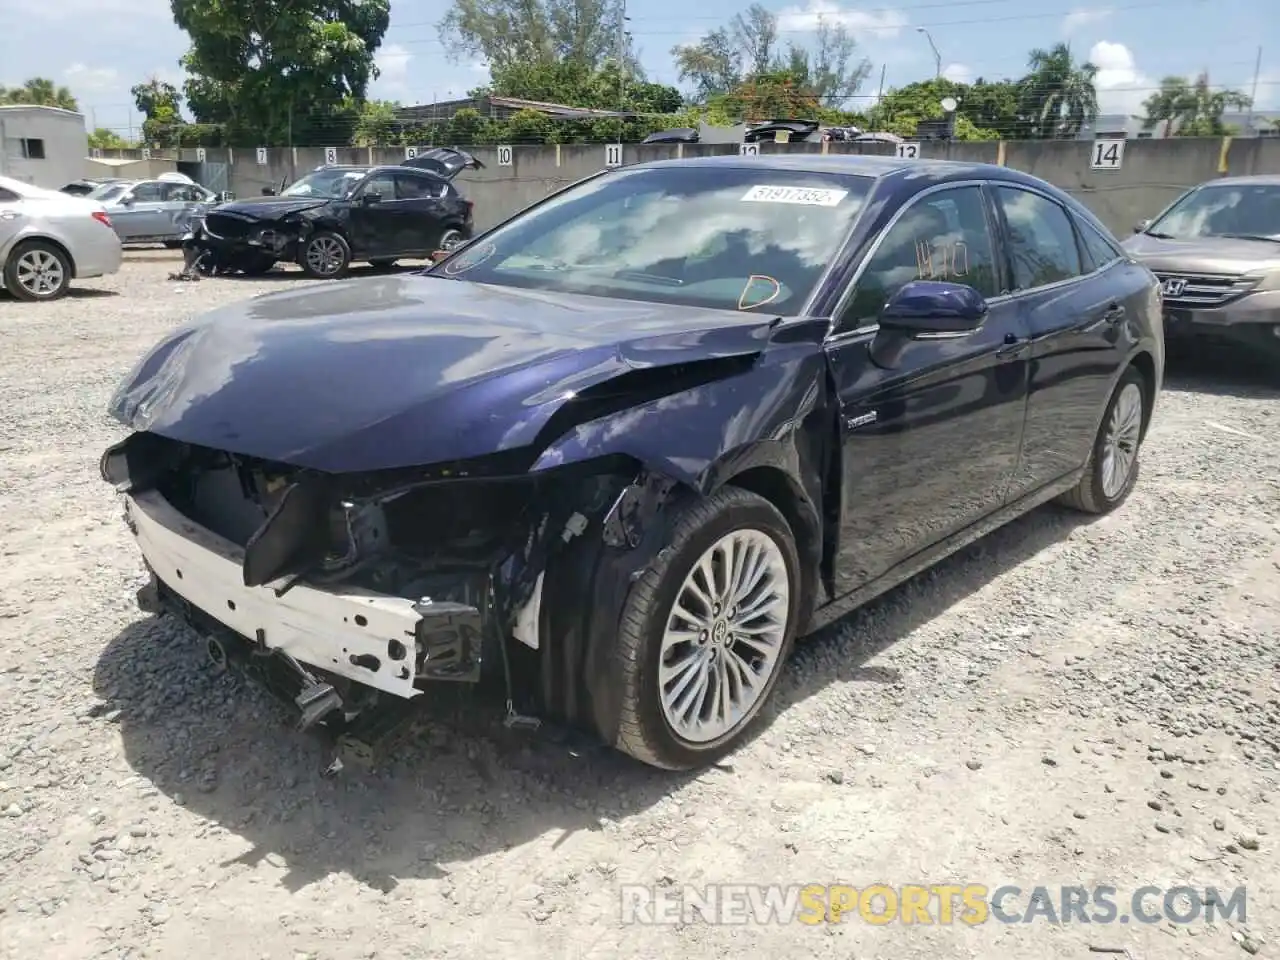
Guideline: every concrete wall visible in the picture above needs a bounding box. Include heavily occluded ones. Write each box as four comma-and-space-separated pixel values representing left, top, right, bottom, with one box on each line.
0, 106, 89, 190
101, 136, 1280, 238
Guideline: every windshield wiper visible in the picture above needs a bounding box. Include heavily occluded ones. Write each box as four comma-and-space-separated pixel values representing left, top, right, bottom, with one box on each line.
1143, 230, 1176, 239
1215, 233, 1280, 244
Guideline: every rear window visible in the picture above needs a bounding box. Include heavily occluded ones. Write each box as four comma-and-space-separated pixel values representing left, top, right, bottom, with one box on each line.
433, 165, 873, 315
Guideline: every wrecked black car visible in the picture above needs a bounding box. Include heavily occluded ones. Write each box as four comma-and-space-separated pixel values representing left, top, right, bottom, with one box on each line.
103, 154, 1162, 771
190, 148, 481, 279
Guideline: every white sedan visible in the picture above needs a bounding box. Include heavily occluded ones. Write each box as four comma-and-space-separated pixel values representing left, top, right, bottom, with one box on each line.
0, 175, 123, 301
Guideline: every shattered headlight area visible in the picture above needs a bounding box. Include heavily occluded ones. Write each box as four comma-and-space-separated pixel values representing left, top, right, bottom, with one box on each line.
105, 434, 663, 771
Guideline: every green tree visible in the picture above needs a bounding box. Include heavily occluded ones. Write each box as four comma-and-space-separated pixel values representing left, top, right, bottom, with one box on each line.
712, 69, 821, 122
1140, 73, 1251, 137
439, 0, 626, 73
352, 100, 401, 145
172, 0, 390, 145
2, 77, 79, 110
87, 128, 132, 149
131, 78, 187, 146
1017, 42, 1099, 139
672, 29, 743, 101
866, 77, 1021, 139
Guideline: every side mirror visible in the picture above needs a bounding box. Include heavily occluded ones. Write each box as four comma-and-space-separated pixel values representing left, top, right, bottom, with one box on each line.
361, 191, 383, 204
215, 191, 234, 203
1134, 219, 1151, 234
261, 187, 276, 196
120, 196, 135, 207
878, 280, 988, 337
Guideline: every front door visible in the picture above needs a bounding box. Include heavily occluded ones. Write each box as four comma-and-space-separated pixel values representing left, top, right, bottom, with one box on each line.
345, 172, 400, 258
824, 182, 1031, 596
108, 181, 169, 241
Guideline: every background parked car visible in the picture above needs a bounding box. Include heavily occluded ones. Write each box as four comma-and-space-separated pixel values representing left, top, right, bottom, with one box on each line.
87, 176, 225, 248
1122, 174, 1280, 361
0, 174, 122, 301
196, 151, 480, 279
60, 177, 130, 197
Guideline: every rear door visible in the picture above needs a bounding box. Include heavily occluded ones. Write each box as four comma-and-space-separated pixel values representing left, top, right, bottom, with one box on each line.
991, 185, 1143, 499
824, 181, 1031, 595
109, 181, 169, 241
392, 172, 454, 255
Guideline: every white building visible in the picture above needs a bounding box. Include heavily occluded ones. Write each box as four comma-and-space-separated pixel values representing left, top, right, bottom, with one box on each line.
1076, 110, 1280, 140
0, 105, 89, 189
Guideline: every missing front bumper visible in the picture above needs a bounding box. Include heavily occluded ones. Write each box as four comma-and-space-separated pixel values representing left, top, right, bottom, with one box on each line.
125, 490, 484, 699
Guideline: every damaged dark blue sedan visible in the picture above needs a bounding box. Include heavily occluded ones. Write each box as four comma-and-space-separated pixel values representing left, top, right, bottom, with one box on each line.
101, 154, 1164, 771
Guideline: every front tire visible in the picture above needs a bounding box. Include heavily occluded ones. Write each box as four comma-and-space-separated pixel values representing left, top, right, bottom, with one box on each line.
4, 240, 72, 302
1057, 365, 1146, 514
613, 487, 801, 770
299, 231, 351, 279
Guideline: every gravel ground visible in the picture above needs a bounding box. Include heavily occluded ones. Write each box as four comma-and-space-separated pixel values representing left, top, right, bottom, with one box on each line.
1, 253, 1278, 960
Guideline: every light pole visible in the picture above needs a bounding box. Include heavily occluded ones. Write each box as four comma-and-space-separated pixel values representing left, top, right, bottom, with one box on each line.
917, 27, 942, 79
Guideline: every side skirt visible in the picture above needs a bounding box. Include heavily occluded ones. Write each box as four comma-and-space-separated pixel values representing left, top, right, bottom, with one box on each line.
804, 468, 1085, 635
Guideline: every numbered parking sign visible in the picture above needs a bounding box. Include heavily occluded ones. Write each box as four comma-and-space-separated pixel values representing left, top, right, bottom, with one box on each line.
895, 142, 920, 159
324, 146, 338, 165
405, 145, 418, 160
90, 147, 103, 159
604, 143, 622, 168
195, 147, 206, 162
739, 142, 759, 156
1090, 138, 1125, 170
497, 145, 513, 166
256, 146, 268, 165
140, 147, 151, 160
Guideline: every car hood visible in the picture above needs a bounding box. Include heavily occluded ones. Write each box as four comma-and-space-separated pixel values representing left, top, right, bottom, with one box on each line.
1122, 232, 1280, 274
210, 197, 330, 220
108, 275, 777, 473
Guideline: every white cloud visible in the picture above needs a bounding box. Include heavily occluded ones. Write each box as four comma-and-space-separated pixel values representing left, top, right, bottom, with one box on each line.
942, 63, 973, 84
1062, 7, 1112, 35
776, 0, 909, 37
371, 43, 412, 99
63, 63, 119, 93
1089, 40, 1149, 115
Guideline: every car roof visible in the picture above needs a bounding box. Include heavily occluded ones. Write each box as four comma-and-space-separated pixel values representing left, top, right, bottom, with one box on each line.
628, 152, 1060, 190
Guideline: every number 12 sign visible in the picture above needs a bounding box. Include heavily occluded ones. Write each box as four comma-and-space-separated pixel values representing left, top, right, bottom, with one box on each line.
1090, 138, 1125, 170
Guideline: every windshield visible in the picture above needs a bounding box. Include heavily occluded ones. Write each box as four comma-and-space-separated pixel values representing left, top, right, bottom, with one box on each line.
89, 183, 127, 203
280, 169, 367, 198
431, 165, 872, 314
1147, 183, 1280, 241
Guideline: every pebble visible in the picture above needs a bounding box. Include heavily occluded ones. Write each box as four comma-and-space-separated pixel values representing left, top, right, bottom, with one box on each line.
1148, 799, 1164, 811
1213, 818, 1225, 831
1154, 822, 1172, 834
1236, 835, 1259, 851
3, 803, 21, 817
965, 760, 983, 771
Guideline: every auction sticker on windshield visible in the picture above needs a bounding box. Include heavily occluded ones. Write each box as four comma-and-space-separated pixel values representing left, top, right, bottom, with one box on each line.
740, 185, 849, 206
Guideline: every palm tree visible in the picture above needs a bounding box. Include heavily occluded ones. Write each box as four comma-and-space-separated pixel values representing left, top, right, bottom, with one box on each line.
1018, 43, 1099, 139
2, 77, 79, 111
1140, 72, 1251, 136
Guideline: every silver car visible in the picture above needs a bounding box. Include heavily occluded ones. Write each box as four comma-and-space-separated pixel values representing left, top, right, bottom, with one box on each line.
1123, 174, 1280, 360
0, 175, 122, 302
90, 178, 221, 247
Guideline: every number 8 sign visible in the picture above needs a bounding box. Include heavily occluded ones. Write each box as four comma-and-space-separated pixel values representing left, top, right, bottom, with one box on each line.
324, 146, 338, 165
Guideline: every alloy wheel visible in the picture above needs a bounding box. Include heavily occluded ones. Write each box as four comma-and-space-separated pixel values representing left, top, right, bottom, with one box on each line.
15, 249, 65, 298
1101, 382, 1143, 499
305, 236, 346, 276
439, 229, 464, 252
658, 529, 791, 744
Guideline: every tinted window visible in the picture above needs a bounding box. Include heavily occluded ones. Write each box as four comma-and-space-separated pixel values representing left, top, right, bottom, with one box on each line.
841, 185, 999, 327
1146, 183, 1280, 240
395, 174, 445, 200
0, 187, 17, 203
996, 187, 1083, 290
130, 182, 165, 202
89, 183, 126, 203
163, 183, 202, 202
1077, 217, 1122, 271
280, 169, 366, 198
359, 173, 397, 200
434, 165, 873, 316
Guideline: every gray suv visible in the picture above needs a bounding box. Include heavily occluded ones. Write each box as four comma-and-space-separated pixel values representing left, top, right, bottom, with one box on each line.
1122, 175, 1280, 359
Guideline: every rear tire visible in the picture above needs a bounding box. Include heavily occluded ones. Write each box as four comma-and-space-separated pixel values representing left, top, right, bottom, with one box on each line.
1057, 365, 1146, 515
3, 240, 72, 302
369, 258, 397, 270
612, 487, 801, 771
299, 231, 352, 279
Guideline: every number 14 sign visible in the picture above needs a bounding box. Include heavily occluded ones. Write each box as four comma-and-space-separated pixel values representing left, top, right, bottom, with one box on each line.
1090, 138, 1125, 170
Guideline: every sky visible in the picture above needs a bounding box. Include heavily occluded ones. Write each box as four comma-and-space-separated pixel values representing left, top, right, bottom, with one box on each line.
0, 0, 1275, 136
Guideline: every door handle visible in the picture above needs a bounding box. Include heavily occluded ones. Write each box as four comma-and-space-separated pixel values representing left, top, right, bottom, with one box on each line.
996, 332, 1028, 359
1104, 302, 1126, 323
